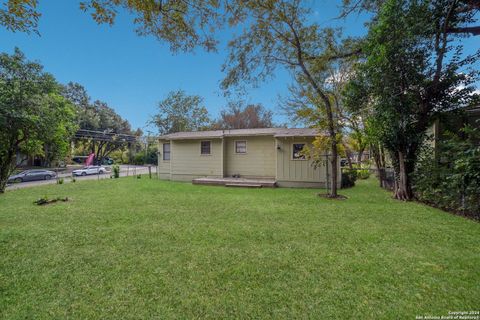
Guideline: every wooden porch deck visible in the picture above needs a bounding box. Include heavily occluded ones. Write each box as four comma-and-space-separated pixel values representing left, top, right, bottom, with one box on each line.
192, 177, 277, 188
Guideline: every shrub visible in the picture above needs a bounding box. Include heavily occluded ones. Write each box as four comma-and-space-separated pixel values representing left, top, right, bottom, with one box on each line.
352, 163, 371, 179
413, 126, 480, 220
357, 168, 370, 179
137, 174, 142, 179
112, 165, 120, 179
133, 153, 145, 165
72, 177, 76, 183
57, 178, 64, 185
341, 169, 357, 188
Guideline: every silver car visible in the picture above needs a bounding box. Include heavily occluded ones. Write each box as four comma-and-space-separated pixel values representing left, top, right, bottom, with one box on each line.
8, 169, 57, 183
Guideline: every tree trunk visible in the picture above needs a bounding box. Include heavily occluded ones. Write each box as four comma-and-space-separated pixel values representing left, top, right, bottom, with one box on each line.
357, 147, 365, 163
290, 25, 338, 197
343, 143, 354, 170
371, 143, 386, 188
393, 151, 413, 200
330, 139, 338, 197
0, 165, 10, 193
0, 151, 15, 194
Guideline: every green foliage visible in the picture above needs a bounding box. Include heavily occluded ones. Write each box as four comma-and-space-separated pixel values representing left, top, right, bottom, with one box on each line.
413, 126, 480, 219
56, 178, 64, 185
344, 0, 479, 199
220, 1, 364, 197
132, 153, 145, 165
108, 149, 127, 164
151, 90, 212, 134
341, 169, 357, 188
112, 164, 120, 179
0, 48, 77, 193
212, 102, 273, 129
79, 0, 222, 52
352, 163, 371, 180
1, 1, 221, 52
145, 146, 158, 165
0, 0, 41, 34
62, 82, 137, 163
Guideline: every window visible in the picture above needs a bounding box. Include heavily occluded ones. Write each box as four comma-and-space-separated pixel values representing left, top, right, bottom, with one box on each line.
201, 141, 211, 155
292, 143, 306, 160
235, 140, 247, 154
163, 143, 170, 160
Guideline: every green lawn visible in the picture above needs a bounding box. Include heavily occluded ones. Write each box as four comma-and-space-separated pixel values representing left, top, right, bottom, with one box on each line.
0, 177, 479, 319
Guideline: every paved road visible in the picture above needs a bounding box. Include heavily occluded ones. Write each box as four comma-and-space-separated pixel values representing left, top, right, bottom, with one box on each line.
6, 165, 155, 191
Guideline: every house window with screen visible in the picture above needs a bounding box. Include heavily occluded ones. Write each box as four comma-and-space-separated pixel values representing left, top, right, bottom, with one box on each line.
235, 141, 247, 154
163, 143, 171, 160
201, 141, 211, 155
292, 143, 306, 160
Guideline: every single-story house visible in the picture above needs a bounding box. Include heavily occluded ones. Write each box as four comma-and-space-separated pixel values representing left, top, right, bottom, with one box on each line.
157, 128, 340, 188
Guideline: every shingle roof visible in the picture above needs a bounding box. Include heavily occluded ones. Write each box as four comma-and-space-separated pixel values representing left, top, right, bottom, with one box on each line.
158, 128, 320, 140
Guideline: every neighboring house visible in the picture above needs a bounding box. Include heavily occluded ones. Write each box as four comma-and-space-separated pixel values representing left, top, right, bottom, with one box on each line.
15, 151, 47, 167
158, 128, 341, 188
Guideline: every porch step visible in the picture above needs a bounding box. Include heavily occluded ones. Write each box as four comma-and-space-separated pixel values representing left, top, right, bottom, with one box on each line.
192, 177, 277, 188
225, 183, 263, 188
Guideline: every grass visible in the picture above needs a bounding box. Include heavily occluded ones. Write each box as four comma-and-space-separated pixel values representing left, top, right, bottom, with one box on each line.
0, 177, 479, 319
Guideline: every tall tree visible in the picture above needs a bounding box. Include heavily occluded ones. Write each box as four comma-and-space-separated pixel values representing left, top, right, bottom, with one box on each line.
221, 1, 361, 197
0, 0, 40, 34
62, 82, 136, 163
0, 48, 77, 193
0, 0, 223, 52
213, 102, 274, 129
345, 0, 479, 200
151, 90, 211, 135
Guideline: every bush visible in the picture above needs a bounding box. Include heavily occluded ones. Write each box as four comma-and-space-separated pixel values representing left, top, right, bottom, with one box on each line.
341, 169, 357, 188
352, 163, 371, 179
57, 178, 64, 185
133, 153, 145, 165
112, 165, 120, 179
413, 126, 480, 220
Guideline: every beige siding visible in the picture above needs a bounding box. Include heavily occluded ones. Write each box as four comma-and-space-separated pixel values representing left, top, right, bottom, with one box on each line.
158, 134, 341, 187
224, 136, 275, 178
158, 139, 171, 180
275, 137, 341, 188
170, 139, 223, 177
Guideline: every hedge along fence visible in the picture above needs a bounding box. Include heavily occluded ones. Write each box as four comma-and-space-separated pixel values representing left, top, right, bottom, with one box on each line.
413, 126, 480, 220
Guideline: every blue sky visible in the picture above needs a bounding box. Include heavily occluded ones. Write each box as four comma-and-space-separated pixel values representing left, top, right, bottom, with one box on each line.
0, 1, 477, 133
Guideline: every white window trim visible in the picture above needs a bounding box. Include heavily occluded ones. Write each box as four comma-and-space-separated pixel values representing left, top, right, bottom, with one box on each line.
234, 140, 247, 154
200, 140, 212, 156
291, 142, 307, 161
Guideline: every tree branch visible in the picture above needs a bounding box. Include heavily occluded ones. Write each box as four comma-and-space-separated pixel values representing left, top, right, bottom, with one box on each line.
447, 26, 480, 36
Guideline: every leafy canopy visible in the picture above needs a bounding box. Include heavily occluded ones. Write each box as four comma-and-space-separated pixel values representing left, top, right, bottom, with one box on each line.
343, 0, 479, 199
0, 48, 77, 192
213, 102, 274, 129
151, 90, 211, 135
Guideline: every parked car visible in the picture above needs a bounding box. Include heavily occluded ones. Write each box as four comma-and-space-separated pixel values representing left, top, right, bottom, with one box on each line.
101, 157, 114, 165
72, 166, 107, 176
8, 169, 57, 183
72, 156, 88, 164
